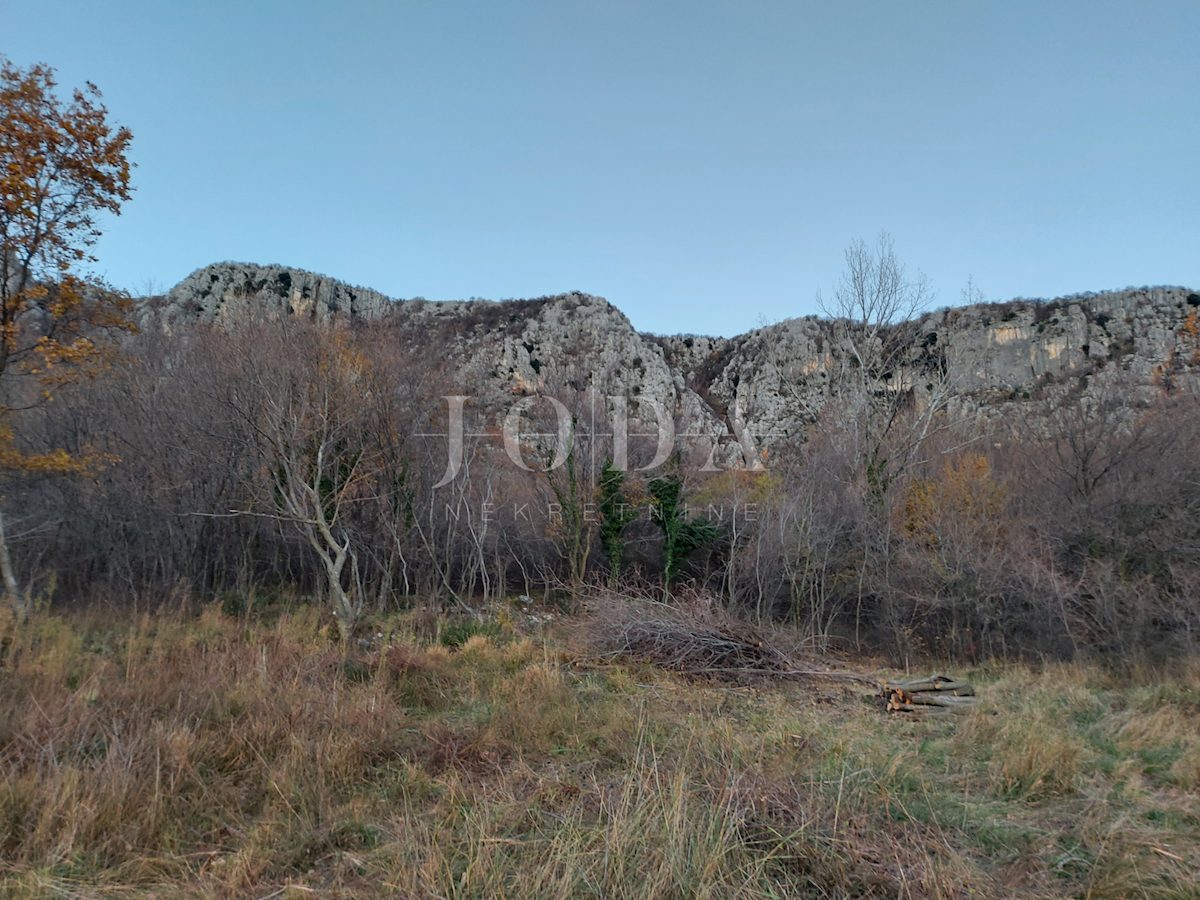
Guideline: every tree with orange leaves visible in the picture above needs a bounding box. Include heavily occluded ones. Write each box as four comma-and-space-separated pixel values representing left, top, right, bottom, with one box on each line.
0, 55, 135, 613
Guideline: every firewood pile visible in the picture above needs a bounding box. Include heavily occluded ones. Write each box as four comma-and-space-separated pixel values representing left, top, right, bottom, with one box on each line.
878, 674, 978, 716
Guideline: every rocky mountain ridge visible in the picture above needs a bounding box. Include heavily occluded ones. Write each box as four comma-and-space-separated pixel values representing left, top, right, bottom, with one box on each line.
146, 262, 1200, 462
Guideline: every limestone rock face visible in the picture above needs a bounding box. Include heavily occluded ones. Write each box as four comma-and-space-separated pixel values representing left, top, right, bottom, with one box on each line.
148, 263, 1200, 464
658, 287, 1200, 447
926, 287, 1198, 390
391, 291, 747, 470
146, 264, 752, 468
151, 262, 395, 327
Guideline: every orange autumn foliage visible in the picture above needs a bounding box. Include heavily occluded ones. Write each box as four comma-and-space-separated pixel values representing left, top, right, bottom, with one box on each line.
0, 55, 135, 474
900, 453, 1007, 550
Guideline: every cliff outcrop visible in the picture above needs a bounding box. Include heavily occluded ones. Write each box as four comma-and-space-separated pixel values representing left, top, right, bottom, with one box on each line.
156, 262, 395, 324
151, 263, 1200, 459
659, 286, 1200, 447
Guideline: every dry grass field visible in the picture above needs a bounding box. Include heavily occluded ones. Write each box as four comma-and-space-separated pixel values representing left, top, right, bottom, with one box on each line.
1, 599, 1198, 899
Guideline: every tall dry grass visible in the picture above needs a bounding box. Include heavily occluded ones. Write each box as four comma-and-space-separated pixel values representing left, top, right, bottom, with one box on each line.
2, 602, 1199, 898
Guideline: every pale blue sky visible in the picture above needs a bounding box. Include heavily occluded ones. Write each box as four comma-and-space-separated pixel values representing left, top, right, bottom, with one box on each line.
2, 0, 1196, 336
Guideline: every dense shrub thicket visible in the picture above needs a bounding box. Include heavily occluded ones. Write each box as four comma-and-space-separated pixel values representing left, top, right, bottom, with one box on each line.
3, 311, 1200, 664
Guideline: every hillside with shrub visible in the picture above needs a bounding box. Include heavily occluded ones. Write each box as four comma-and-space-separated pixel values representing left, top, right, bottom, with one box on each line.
3, 254, 1198, 664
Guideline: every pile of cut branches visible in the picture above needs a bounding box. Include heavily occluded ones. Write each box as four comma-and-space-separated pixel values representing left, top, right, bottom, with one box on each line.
570, 594, 976, 708
571, 595, 872, 685
596, 615, 790, 678
878, 674, 978, 716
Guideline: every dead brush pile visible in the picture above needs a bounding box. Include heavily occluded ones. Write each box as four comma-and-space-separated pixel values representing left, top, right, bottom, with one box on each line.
570, 591, 871, 685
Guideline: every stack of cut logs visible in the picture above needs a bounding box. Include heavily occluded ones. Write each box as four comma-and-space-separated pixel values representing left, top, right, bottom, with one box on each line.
879, 674, 978, 716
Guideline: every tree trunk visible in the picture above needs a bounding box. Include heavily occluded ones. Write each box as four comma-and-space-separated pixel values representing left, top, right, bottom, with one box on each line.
0, 511, 27, 618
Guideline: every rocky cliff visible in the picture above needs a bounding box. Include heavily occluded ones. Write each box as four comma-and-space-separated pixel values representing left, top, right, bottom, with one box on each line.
657, 286, 1200, 447
150, 263, 1200, 461
158, 262, 396, 324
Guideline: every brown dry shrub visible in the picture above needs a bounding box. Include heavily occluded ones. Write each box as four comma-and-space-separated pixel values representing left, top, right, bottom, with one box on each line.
383, 643, 428, 677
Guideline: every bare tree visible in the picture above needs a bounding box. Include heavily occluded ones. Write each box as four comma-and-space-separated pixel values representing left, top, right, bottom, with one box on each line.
221, 319, 389, 640
809, 234, 975, 653
819, 232, 943, 496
